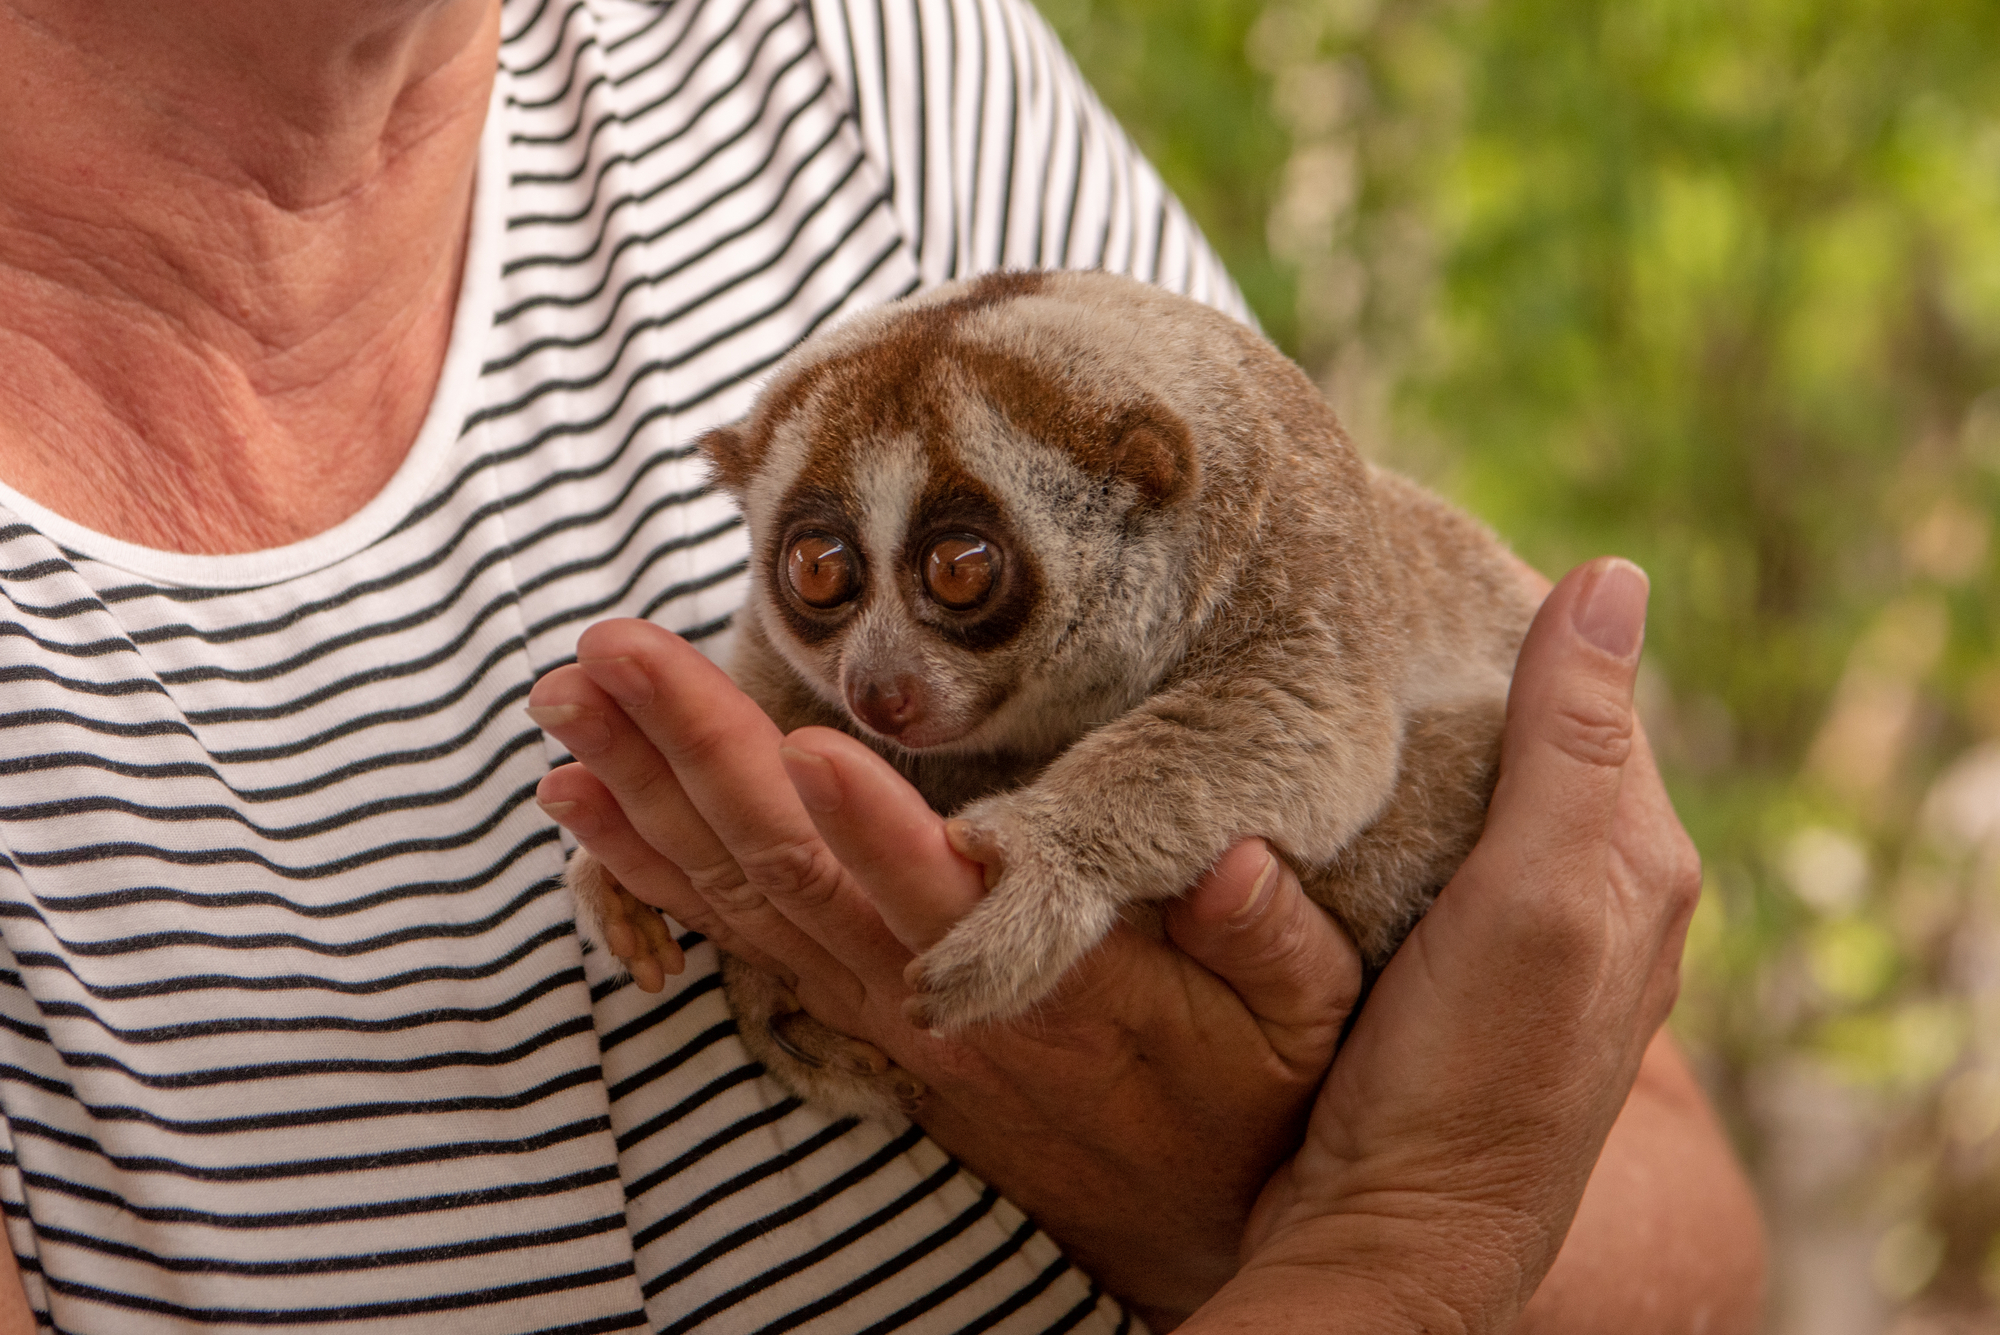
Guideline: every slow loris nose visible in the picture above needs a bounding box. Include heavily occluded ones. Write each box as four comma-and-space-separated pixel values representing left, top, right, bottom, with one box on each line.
847, 675, 926, 737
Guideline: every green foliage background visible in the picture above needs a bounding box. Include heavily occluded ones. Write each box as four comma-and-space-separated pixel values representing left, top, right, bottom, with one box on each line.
1032, 0, 2000, 1324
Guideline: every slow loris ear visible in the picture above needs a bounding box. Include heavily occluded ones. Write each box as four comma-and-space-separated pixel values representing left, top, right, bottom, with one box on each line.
698, 423, 757, 493
1102, 410, 1197, 508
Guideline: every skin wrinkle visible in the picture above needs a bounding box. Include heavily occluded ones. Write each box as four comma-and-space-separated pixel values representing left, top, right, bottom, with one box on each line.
4, 0, 489, 209
0, 324, 279, 544
8, 248, 444, 437
0, 324, 453, 555
0, 0, 496, 553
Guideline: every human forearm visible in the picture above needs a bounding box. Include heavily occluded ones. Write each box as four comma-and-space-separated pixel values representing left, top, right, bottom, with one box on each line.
0, 1240, 33, 1335
1517, 1031, 1765, 1335
1178, 1262, 1470, 1334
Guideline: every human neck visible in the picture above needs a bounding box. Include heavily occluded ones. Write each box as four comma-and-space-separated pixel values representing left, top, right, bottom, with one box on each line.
0, 0, 501, 555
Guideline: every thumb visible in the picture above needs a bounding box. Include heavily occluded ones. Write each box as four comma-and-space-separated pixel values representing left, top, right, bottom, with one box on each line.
1472, 557, 1650, 900
1165, 839, 1362, 1078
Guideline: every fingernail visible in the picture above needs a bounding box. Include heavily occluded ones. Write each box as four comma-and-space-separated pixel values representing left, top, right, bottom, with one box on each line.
537, 795, 595, 835
581, 656, 654, 708
525, 703, 611, 755
780, 747, 842, 813
1229, 851, 1281, 925
1572, 559, 1649, 659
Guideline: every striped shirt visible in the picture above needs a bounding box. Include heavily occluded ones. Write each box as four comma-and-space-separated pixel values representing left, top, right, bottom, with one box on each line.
0, 0, 1244, 1329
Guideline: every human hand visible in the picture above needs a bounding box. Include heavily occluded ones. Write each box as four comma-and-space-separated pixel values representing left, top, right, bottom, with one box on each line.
528, 620, 1362, 1324
1183, 557, 1703, 1333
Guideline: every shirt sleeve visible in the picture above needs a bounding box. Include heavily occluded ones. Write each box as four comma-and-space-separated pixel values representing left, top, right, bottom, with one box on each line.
807, 0, 1253, 321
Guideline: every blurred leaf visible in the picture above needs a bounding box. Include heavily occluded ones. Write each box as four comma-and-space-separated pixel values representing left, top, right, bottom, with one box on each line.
1809, 917, 1901, 1004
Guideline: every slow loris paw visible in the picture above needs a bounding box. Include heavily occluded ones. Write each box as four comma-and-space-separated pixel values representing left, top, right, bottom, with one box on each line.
724, 956, 925, 1122
907, 809, 1123, 1029
566, 852, 680, 992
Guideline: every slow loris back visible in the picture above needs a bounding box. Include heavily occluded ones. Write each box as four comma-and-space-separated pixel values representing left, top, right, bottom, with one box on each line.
571, 269, 1537, 1120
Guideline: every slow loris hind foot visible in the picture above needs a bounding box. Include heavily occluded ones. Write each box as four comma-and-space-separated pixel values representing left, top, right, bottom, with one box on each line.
565, 853, 681, 992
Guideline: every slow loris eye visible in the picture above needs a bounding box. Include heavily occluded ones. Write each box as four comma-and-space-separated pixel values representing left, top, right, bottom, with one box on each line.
923, 535, 997, 610
787, 533, 860, 608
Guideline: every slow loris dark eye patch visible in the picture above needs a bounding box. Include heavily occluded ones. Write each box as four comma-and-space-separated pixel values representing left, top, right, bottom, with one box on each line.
768, 483, 868, 644
905, 469, 1040, 650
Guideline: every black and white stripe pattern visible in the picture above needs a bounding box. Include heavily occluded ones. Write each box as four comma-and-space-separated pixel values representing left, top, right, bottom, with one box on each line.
0, 0, 1240, 1330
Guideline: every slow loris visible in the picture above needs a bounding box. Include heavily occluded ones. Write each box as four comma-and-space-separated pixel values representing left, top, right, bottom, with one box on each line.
569, 269, 1538, 1121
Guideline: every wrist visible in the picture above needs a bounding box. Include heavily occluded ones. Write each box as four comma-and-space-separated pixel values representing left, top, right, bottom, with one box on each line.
1179, 1261, 1469, 1335
1184, 1207, 1546, 1335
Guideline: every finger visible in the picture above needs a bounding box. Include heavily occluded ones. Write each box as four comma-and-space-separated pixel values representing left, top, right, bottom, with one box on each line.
573, 619, 908, 976
1165, 840, 1361, 1078
780, 727, 986, 951
1279, 559, 1678, 1271
534, 762, 794, 979
528, 663, 741, 893
1378, 556, 1662, 1093
535, 759, 699, 920
531, 657, 854, 985
1462, 557, 1650, 922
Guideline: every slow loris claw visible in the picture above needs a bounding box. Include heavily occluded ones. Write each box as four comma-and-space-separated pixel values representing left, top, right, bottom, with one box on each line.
942, 817, 1006, 890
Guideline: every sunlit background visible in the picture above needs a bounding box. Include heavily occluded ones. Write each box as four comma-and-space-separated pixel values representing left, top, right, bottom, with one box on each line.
1027, 0, 2000, 1329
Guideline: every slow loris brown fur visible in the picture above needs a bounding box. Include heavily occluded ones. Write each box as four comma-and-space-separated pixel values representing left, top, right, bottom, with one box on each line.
569, 269, 1538, 1121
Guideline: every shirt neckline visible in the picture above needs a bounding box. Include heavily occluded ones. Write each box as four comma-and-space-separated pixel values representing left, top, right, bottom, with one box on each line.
0, 82, 506, 591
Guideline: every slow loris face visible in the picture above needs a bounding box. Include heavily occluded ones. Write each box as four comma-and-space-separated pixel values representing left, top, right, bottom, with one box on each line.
763, 445, 1043, 752
702, 275, 1200, 764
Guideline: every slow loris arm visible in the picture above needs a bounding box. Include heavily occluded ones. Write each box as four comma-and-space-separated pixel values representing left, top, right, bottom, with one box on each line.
912, 648, 1406, 1028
